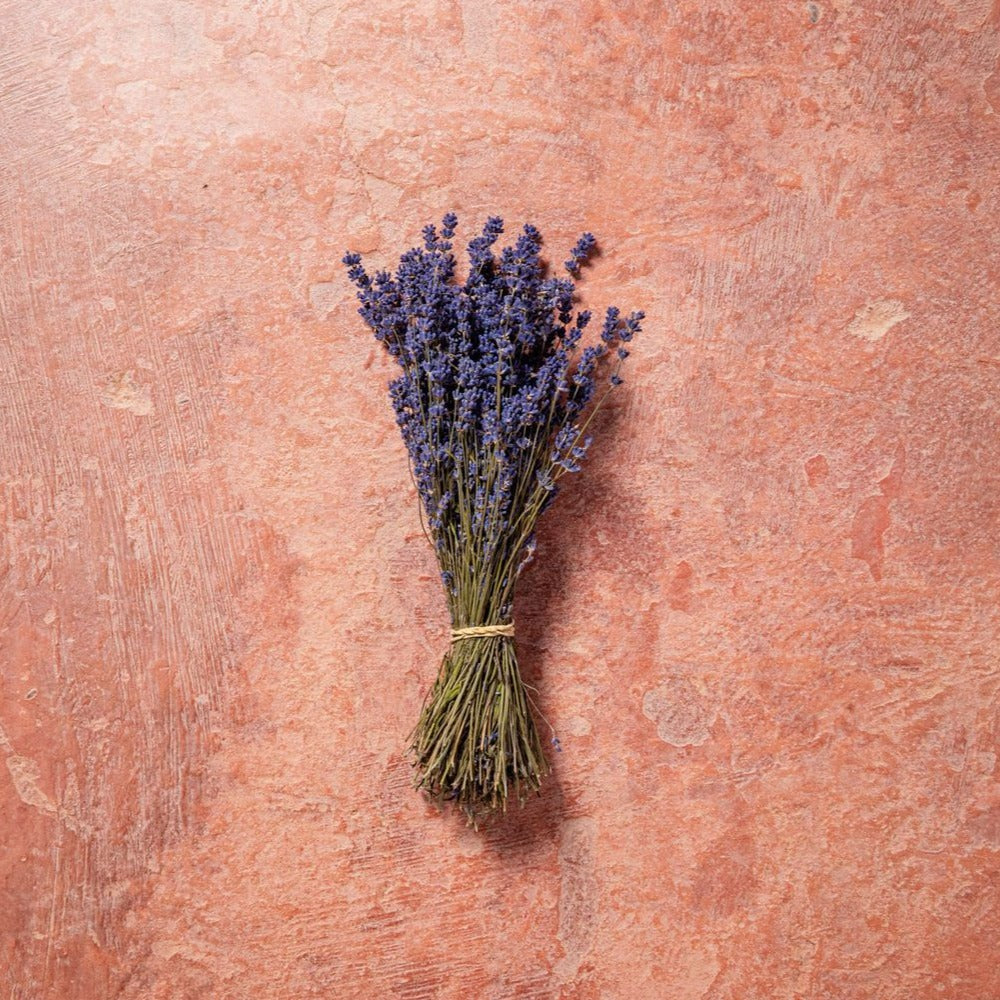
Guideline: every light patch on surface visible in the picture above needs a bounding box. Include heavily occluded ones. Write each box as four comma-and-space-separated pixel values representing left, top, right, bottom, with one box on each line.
555, 818, 597, 982
847, 299, 909, 341
5, 753, 58, 817
0, 725, 90, 836
309, 282, 339, 319
642, 676, 713, 747
100, 370, 153, 415
940, 0, 993, 30
459, 0, 498, 61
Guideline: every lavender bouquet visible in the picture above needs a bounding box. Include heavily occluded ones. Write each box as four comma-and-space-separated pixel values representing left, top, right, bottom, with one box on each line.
343, 214, 642, 819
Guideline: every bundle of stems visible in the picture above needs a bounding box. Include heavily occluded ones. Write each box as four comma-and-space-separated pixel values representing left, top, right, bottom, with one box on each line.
344, 214, 642, 820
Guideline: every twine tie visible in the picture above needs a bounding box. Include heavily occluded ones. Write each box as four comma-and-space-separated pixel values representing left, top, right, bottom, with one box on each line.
450, 622, 515, 643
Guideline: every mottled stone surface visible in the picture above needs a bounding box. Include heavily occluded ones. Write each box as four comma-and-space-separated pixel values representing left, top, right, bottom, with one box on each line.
2, 1, 998, 997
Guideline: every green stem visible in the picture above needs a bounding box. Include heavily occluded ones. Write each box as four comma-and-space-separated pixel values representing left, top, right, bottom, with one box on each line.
408, 628, 548, 823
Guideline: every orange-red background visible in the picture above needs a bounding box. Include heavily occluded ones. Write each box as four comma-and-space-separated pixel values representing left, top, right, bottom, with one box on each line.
2, 2, 998, 997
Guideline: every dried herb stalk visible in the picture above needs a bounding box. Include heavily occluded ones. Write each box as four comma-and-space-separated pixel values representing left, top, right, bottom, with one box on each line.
344, 214, 642, 820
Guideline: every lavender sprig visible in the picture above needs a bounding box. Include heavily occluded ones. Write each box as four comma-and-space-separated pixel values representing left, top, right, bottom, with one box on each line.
344, 214, 642, 821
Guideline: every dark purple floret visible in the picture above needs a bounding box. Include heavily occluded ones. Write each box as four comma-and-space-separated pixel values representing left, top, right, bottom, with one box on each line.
564, 232, 596, 275
600, 306, 621, 344
621, 310, 644, 341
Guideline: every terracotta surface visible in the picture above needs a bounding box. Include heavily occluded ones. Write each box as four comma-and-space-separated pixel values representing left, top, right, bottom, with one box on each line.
2, 2, 999, 997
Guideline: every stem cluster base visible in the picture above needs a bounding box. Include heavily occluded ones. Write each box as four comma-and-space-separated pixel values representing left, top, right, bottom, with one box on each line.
408, 635, 548, 821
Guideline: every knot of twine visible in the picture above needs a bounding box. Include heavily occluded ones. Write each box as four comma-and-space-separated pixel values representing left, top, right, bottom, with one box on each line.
450, 622, 515, 643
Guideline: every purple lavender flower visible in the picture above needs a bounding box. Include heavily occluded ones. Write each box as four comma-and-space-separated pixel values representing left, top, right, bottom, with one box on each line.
564, 232, 596, 275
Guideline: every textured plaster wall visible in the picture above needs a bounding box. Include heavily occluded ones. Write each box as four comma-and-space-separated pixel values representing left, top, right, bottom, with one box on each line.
2, 1, 999, 998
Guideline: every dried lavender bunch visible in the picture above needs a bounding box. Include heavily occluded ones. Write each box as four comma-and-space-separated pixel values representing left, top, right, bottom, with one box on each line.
343, 213, 642, 820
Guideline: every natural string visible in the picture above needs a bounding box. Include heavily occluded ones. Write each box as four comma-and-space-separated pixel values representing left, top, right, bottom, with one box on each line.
450, 622, 515, 643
